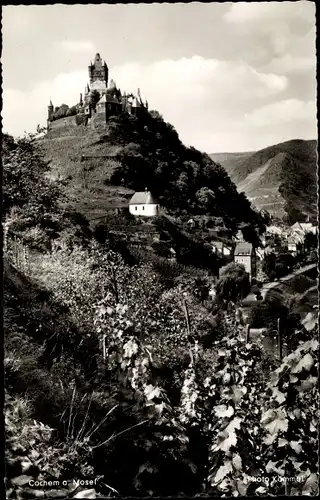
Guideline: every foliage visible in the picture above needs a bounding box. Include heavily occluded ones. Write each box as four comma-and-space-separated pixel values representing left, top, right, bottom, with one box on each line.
90, 90, 101, 110
216, 262, 251, 305
50, 104, 77, 121
2, 134, 92, 251
103, 113, 266, 243
259, 339, 319, 495
262, 251, 296, 281
304, 231, 318, 251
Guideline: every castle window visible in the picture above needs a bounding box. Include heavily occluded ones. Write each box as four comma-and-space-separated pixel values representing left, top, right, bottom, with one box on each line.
142, 206, 145, 210
135, 206, 137, 211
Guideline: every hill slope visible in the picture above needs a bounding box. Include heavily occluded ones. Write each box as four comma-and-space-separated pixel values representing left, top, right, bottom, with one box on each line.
36, 111, 266, 243
210, 139, 317, 222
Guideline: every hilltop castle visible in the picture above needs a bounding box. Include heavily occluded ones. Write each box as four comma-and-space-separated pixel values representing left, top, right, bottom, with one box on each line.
47, 53, 148, 130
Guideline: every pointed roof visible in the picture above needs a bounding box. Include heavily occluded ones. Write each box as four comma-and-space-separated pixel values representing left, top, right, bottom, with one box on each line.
129, 190, 159, 205
97, 94, 120, 104
133, 97, 141, 108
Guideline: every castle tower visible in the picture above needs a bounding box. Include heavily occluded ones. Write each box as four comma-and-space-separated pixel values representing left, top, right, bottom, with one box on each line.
47, 100, 54, 120
88, 53, 108, 94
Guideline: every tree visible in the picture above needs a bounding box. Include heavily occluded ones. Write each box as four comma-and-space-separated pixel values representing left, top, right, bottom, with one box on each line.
215, 262, 250, 304
262, 252, 277, 281
53, 104, 69, 119
90, 89, 101, 110
2, 134, 60, 215
304, 231, 317, 252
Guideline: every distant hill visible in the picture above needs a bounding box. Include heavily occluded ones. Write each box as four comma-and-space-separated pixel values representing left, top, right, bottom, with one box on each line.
210, 139, 317, 223
36, 111, 266, 244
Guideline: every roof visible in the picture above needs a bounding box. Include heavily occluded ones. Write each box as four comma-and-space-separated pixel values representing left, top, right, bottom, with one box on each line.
97, 94, 120, 105
266, 225, 282, 235
234, 242, 253, 256
129, 191, 159, 205
287, 238, 297, 245
133, 97, 141, 108
212, 241, 224, 250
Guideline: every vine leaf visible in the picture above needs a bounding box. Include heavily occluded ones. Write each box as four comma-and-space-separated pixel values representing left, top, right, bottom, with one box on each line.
212, 418, 241, 452
291, 353, 314, 374
266, 460, 285, 476
214, 461, 233, 483
231, 385, 247, 403
212, 429, 237, 453
144, 385, 161, 401
123, 339, 138, 358
278, 437, 288, 447
301, 312, 317, 332
292, 472, 319, 495
272, 387, 286, 404
73, 489, 96, 498
261, 409, 288, 435
289, 440, 302, 454
297, 376, 317, 392
214, 404, 234, 418
232, 453, 242, 471
11, 475, 33, 487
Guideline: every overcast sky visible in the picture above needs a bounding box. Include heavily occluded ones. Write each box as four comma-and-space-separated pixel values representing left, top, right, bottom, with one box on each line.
2, 1, 317, 153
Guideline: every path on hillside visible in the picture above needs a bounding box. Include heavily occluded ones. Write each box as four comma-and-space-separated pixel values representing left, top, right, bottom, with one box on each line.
260, 262, 317, 299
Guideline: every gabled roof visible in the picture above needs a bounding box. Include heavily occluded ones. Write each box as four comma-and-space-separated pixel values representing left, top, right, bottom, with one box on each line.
129, 191, 159, 205
211, 241, 224, 250
234, 242, 253, 256
266, 225, 282, 235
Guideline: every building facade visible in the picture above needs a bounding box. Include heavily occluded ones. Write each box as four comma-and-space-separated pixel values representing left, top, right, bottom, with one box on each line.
234, 242, 256, 281
129, 190, 160, 217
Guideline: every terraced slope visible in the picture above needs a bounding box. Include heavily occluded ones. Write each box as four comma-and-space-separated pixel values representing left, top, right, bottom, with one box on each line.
210, 139, 317, 221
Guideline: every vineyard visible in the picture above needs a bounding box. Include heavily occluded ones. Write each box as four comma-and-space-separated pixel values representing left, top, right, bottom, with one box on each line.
3, 132, 318, 499
4, 241, 319, 498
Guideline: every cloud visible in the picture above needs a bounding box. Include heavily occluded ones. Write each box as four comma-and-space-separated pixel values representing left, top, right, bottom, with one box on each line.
112, 57, 287, 107
262, 53, 316, 76
2, 70, 88, 137
224, 1, 315, 26
223, 2, 316, 67
2, 57, 315, 152
244, 99, 317, 127
60, 40, 96, 53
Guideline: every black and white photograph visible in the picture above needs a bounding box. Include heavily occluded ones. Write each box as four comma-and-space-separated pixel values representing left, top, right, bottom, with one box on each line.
2, 1, 318, 498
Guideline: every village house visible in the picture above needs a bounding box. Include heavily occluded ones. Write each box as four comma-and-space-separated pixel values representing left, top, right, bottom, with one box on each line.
129, 189, 160, 217
234, 242, 256, 281
211, 241, 232, 257
291, 222, 317, 236
287, 237, 299, 255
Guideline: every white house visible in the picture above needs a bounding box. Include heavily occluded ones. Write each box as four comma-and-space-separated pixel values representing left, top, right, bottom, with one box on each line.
129, 189, 160, 217
287, 237, 298, 255
234, 242, 256, 281
211, 241, 232, 256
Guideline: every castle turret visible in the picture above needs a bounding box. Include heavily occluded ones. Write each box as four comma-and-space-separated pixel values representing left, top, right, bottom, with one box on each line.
88, 53, 108, 93
48, 100, 54, 120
